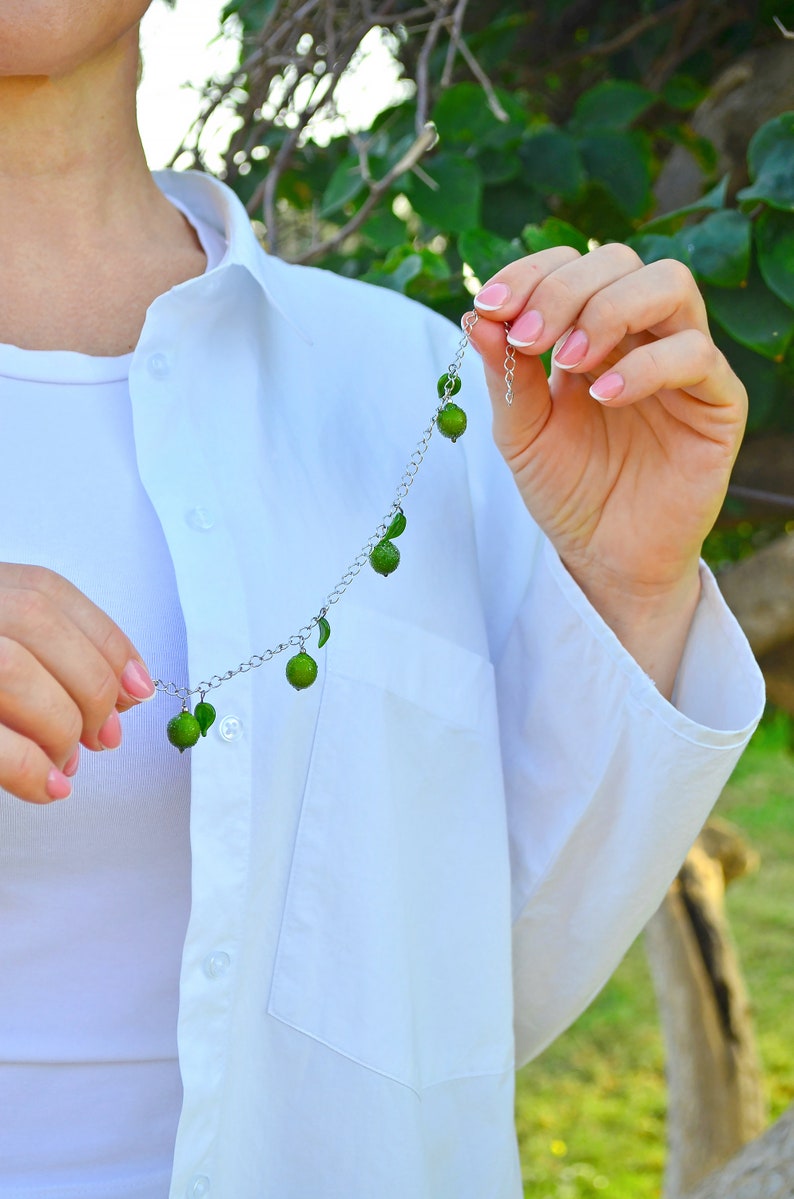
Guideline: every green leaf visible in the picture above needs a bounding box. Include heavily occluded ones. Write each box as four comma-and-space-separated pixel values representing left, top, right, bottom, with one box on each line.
705, 263, 794, 361
738, 113, 794, 211
756, 209, 794, 307
628, 232, 691, 266
385, 509, 407, 539
640, 175, 728, 234
431, 83, 527, 150
747, 112, 794, 182
364, 246, 450, 295
522, 218, 590, 256
407, 155, 482, 233
578, 131, 653, 220
739, 147, 794, 212
360, 207, 407, 251
678, 210, 751, 287
712, 328, 785, 433
659, 124, 719, 174
380, 253, 424, 293
570, 81, 655, 134
478, 147, 521, 186
436, 372, 462, 399
317, 617, 331, 649
458, 228, 520, 283
194, 702, 216, 737
482, 182, 547, 238
662, 75, 707, 112
221, 0, 277, 26
519, 127, 585, 201
320, 157, 365, 218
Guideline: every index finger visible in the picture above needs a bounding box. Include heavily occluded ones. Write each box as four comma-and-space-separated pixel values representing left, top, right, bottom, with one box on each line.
1, 564, 154, 710
473, 246, 582, 320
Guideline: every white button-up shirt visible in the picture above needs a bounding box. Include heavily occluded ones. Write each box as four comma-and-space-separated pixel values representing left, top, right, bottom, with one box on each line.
125, 169, 762, 1199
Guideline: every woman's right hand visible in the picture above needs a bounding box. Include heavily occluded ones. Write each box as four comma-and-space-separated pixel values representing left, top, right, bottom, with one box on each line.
0, 564, 155, 804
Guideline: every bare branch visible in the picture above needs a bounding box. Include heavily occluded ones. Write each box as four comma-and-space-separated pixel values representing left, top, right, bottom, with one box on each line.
554, 0, 690, 69
415, 1, 453, 133
456, 37, 509, 122
440, 0, 468, 88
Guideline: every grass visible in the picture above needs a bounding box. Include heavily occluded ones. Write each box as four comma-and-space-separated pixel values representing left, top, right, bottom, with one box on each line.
515, 708, 794, 1198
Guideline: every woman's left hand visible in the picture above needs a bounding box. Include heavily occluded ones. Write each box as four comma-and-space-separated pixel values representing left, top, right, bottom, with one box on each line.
467, 245, 747, 693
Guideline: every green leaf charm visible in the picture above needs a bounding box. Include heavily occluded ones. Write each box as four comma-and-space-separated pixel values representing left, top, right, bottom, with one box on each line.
385, 509, 407, 539
318, 616, 331, 649
194, 701, 217, 737
437, 372, 462, 399
167, 711, 202, 753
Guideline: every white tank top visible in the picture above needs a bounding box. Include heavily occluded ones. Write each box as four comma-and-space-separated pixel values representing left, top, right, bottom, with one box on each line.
0, 204, 227, 1198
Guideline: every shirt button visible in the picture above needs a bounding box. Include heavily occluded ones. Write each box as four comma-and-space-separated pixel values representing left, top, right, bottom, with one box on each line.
147, 352, 171, 379
203, 950, 231, 979
219, 715, 243, 742
187, 506, 215, 531
188, 1176, 210, 1199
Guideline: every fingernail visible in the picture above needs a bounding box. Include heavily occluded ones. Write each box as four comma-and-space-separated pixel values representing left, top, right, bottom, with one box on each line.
98, 710, 123, 750
590, 371, 625, 402
46, 768, 72, 801
121, 659, 156, 701
474, 282, 511, 310
63, 747, 81, 778
507, 309, 544, 347
553, 328, 589, 369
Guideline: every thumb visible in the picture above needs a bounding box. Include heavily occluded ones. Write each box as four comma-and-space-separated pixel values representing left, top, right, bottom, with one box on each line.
464, 313, 551, 460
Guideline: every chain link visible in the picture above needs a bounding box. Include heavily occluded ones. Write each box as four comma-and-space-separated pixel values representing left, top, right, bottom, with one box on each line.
504, 339, 516, 407
154, 311, 511, 702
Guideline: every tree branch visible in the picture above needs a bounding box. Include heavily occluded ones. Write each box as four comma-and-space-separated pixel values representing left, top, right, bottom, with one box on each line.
292, 122, 438, 264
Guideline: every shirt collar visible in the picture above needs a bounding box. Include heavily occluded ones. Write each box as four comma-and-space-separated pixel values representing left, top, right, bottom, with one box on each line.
152, 168, 312, 345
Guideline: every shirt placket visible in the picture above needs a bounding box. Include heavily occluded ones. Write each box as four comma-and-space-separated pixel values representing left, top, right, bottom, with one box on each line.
129, 283, 254, 1199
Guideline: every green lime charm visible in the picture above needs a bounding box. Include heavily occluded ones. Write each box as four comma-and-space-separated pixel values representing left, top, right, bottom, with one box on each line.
369, 538, 400, 576
437, 372, 462, 399
317, 616, 331, 649
286, 651, 318, 690
167, 710, 202, 753
194, 701, 216, 737
437, 402, 467, 442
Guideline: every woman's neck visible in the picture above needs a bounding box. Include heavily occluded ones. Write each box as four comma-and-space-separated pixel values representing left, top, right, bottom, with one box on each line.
0, 26, 182, 263
0, 26, 208, 355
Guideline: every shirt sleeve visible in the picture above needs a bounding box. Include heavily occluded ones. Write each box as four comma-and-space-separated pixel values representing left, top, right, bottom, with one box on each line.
412, 307, 765, 1067
499, 539, 764, 1066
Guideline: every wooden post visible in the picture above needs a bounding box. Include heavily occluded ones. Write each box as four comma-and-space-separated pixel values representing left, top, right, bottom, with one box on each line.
645, 822, 766, 1198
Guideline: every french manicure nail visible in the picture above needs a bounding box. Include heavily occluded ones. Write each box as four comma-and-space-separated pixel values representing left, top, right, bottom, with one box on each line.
553, 328, 589, 369
474, 282, 511, 310
121, 659, 156, 701
63, 747, 80, 778
590, 372, 625, 402
46, 768, 72, 801
507, 309, 544, 347
98, 710, 123, 751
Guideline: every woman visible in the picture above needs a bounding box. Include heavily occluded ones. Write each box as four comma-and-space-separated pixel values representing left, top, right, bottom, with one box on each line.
0, 4, 763, 1198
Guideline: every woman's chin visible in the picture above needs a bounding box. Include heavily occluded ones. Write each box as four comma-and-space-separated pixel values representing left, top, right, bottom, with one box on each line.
0, 1, 152, 79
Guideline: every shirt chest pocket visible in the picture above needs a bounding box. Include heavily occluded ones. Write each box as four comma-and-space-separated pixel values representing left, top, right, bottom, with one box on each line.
267, 605, 515, 1092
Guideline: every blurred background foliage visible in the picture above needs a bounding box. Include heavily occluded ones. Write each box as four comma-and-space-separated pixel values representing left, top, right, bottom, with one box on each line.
168, 0, 794, 437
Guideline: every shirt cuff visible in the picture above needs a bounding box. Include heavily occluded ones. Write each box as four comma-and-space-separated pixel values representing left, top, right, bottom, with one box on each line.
542, 539, 765, 744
